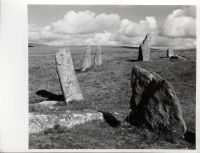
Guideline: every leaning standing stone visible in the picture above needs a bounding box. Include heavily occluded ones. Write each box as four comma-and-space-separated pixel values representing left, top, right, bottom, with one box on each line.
82, 45, 92, 71
167, 48, 174, 58
56, 48, 84, 103
138, 33, 151, 61
126, 66, 187, 137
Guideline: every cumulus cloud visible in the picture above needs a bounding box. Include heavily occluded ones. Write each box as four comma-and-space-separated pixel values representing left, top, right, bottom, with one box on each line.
29, 7, 196, 48
159, 6, 196, 38
119, 16, 157, 37
51, 10, 120, 34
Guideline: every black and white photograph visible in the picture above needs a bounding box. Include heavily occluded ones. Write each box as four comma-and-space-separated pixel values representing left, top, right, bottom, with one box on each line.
28, 5, 196, 149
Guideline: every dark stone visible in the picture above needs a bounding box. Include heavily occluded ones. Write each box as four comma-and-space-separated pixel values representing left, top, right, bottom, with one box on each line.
126, 66, 187, 137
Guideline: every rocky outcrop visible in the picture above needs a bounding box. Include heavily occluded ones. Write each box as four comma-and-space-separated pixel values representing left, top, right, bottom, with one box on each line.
138, 33, 151, 61
29, 110, 104, 134
126, 66, 187, 137
56, 48, 84, 103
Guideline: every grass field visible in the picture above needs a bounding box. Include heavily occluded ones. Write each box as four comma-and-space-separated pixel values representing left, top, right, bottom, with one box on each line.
29, 45, 196, 149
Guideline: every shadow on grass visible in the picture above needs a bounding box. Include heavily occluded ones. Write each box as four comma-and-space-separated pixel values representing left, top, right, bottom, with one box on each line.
98, 111, 121, 128
125, 59, 139, 62
36, 90, 64, 101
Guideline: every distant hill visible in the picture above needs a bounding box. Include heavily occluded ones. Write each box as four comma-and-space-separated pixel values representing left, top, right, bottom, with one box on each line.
28, 42, 47, 47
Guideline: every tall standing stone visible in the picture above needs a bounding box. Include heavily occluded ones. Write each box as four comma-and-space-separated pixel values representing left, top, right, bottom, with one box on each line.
82, 45, 92, 71
94, 45, 103, 67
56, 48, 84, 103
167, 48, 174, 58
126, 66, 187, 137
138, 33, 151, 61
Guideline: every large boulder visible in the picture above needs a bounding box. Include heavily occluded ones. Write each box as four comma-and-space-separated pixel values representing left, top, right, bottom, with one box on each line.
56, 48, 84, 103
138, 33, 151, 61
126, 66, 187, 137
82, 45, 92, 71
29, 110, 104, 134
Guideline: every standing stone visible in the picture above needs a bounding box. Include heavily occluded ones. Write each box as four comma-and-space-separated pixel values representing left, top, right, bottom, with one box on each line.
138, 33, 151, 61
126, 66, 187, 137
167, 48, 174, 58
56, 48, 84, 103
94, 45, 103, 70
82, 45, 92, 71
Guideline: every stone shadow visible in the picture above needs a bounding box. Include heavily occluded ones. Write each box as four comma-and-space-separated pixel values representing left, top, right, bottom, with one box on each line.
36, 90, 64, 101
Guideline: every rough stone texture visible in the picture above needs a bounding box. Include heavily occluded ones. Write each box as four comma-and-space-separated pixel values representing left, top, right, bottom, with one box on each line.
138, 33, 151, 61
94, 45, 103, 66
126, 66, 187, 137
167, 48, 174, 58
56, 48, 84, 103
94, 45, 103, 71
82, 45, 92, 71
29, 110, 104, 134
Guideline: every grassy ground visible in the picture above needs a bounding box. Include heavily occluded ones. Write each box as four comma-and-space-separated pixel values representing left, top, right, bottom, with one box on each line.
29, 45, 196, 149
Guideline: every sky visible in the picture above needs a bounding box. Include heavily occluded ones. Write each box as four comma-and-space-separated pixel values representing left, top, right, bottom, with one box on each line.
28, 5, 196, 48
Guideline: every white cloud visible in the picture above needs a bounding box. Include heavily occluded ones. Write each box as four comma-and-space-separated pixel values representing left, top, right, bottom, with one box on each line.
119, 16, 157, 37
51, 10, 120, 34
29, 7, 196, 48
159, 6, 196, 38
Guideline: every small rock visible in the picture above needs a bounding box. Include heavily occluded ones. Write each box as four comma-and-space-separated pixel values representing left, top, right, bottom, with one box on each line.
38, 101, 58, 106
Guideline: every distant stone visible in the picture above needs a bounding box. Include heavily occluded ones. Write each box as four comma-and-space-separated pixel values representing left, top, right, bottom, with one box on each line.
94, 45, 103, 71
29, 110, 104, 134
56, 48, 84, 103
167, 48, 174, 58
138, 33, 151, 61
126, 66, 187, 137
82, 45, 92, 71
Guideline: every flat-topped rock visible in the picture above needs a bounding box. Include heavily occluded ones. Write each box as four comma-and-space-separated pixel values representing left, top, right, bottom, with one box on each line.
126, 66, 187, 137
29, 110, 104, 134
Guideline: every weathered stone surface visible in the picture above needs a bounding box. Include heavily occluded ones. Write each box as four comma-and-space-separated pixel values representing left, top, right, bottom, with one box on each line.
126, 66, 187, 137
82, 45, 92, 71
56, 48, 84, 103
29, 110, 104, 134
167, 48, 174, 58
138, 33, 151, 61
94, 45, 102, 66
